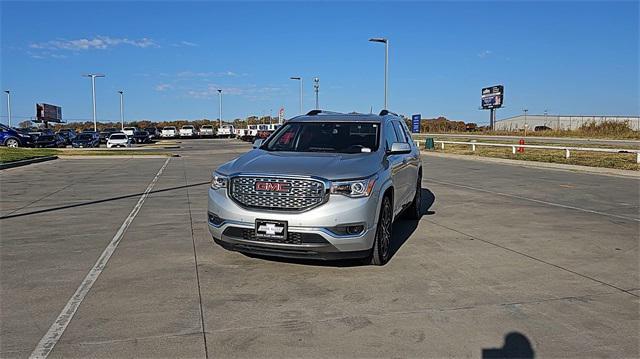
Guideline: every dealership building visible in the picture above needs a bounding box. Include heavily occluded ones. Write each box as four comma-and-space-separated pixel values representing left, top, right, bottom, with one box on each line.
494, 115, 640, 131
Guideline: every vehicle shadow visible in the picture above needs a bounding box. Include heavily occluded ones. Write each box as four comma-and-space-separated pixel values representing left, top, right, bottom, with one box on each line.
246, 187, 436, 267
482, 332, 535, 358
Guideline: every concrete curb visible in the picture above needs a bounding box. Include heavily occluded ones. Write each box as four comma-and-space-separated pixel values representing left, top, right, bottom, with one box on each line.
57, 155, 173, 159
421, 151, 639, 178
0, 156, 58, 170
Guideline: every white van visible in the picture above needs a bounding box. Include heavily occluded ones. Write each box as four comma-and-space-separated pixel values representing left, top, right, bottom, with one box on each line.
161, 126, 177, 138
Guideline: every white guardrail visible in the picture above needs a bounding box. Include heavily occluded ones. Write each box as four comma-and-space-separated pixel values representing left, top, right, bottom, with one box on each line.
414, 140, 640, 164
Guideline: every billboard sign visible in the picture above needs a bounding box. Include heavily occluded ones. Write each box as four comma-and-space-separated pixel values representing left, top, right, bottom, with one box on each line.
36, 103, 63, 123
481, 85, 504, 109
411, 114, 421, 133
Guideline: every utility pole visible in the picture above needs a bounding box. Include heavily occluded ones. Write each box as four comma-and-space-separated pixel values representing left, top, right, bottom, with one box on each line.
289, 77, 303, 114
217, 89, 222, 128
82, 74, 105, 131
369, 37, 389, 110
118, 91, 124, 130
523, 108, 528, 131
313, 77, 319, 109
4, 91, 11, 127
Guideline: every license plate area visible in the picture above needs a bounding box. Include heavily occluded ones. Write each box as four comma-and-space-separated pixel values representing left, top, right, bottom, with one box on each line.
255, 219, 288, 240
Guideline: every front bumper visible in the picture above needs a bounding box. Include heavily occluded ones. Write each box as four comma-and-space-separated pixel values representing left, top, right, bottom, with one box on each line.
207, 186, 381, 259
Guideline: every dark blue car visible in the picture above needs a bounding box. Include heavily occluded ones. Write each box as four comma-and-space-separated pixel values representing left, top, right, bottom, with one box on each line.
0, 124, 34, 147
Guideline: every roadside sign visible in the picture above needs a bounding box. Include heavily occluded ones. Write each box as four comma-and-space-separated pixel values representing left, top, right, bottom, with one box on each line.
411, 114, 421, 133
481, 85, 504, 109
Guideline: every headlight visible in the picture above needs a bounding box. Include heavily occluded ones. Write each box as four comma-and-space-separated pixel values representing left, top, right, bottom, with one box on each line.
211, 172, 228, 190
330, 176, 376, 198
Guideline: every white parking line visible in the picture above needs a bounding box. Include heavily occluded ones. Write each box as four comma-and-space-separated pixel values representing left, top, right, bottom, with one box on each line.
29, 157, 171, 359
425, 178, 640, 223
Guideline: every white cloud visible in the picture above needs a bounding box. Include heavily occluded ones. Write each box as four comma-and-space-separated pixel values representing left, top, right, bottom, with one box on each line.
173, 41, 198, 47
186, 83, 282, 100
478, 50, 492, 58
29, 36, 158, 51
176, 70, 241, 78
155, 83, 173, 91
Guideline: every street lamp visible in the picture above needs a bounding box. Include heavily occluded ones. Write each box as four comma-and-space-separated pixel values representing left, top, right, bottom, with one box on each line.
118, 91, 125, 130
313, 77, 320, 109
290, 77, 303, 114
82, 73, 105, 131
369, 37, 389, 110
4, 90, 11, 127
217, 89, 222, 128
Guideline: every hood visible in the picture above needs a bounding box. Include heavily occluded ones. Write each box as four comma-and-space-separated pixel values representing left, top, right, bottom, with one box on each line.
217, 150, 382, 181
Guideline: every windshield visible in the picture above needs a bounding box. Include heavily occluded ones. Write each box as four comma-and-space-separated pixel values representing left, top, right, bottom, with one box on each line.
163, 127, 175, 130
77, 134, 93, 140
263, 122, 379, 153
110, 134, 127, 140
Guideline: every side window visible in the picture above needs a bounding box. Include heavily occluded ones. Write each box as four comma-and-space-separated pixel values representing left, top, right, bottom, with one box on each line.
384, 122, 397, 150
392, 121, 408, 143
399, 121, 414, 147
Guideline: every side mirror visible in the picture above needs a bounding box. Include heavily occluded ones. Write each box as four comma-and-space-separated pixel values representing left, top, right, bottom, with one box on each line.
389, 142, 411, 154
252, 138, 264, 149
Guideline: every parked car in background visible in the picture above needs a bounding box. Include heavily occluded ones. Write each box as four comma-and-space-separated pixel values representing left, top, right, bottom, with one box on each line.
161, 126, 177, 138
99, 128, 119, 143
81, 130, 101, 140
1, 124, 35, 147
180, 125, 197, 138
72, 133, 100, 148
107, 133, 132, 148
57, 129, 77, 145
216, 124, 235, 138
144, 127, 159, 139
34, 134, 66, 148
199, 125, 215, 138
123, 127, 137, 137
132, 130, 151, 144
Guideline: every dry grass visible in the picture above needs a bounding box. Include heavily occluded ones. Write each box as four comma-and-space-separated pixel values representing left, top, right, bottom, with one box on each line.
433, 144, 639, 171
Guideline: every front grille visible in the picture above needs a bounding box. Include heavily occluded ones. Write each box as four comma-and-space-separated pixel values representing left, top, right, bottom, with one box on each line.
229, 176, 326, 211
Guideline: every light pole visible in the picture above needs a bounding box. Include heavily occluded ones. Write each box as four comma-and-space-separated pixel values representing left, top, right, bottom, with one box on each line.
217, 89, 222, 128
118, 91, 124, 130
313, 77, 319, 109
523, 108, 528, 131
82, 74, 105, 131
290, 77, 303, 114
369, 37, 389, 110
4, 90, 11, 127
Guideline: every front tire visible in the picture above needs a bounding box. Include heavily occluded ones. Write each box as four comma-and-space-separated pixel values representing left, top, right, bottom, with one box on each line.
369, 195, 393, 266
5, 138, 19, 148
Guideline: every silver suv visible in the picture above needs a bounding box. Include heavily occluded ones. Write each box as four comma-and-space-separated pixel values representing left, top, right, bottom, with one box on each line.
208, 110, 422, 265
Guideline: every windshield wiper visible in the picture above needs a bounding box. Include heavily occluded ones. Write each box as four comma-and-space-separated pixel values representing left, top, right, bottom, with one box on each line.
307, 147, 336, 152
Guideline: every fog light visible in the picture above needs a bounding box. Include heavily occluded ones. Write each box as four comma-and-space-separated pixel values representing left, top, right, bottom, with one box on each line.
346, 225, 365, 235
208, 212, 225, 227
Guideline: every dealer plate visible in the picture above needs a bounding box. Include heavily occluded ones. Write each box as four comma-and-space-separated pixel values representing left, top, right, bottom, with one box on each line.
255, 219, 288, 240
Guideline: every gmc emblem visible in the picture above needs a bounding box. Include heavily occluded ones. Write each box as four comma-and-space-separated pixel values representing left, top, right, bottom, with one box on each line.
255, 181, 291, 192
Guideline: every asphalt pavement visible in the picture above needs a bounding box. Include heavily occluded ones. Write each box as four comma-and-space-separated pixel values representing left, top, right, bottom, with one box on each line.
1, 139, 638, 358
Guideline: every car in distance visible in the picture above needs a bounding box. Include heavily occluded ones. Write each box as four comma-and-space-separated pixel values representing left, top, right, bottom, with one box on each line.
161, 126, 177, 139
208, 110, 422, 265
34, 134, 66, 148
199, 125, 215, 138
1, 124, 35, 147
99, 128, 119, 143
107, 132, 132, 148
180, 125, 197, 138
132, 130, 151, 144
57, 129, 77, 145
144, 127, 159, 139
122, 127, 137, 137
216, 124, 235, 138
72, 133, 100, 148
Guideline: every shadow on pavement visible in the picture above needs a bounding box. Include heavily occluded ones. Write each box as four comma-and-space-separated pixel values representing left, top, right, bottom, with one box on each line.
0, 181, 210, 220
482, 332, 535, 359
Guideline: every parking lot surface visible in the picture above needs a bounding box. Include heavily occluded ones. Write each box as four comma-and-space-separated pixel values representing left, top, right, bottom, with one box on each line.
1, 139, 638, 358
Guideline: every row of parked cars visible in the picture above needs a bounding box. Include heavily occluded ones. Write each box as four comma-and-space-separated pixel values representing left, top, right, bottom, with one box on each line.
0, 124, 159, 148
158, 124, 231, 139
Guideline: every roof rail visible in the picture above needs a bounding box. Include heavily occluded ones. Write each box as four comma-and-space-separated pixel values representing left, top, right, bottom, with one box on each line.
379, 109, 399, 117
305, 110, 343, 116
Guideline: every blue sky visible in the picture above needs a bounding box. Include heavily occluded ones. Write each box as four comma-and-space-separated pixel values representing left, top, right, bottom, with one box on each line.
1, 1, 638, 125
